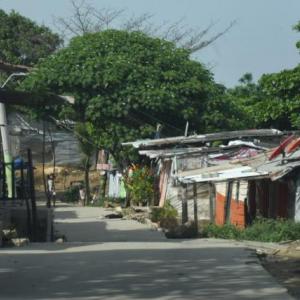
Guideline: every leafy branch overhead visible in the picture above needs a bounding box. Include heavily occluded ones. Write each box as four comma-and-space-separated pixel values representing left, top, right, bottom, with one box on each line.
0, 9, 61, 66
23, 30, 240, 168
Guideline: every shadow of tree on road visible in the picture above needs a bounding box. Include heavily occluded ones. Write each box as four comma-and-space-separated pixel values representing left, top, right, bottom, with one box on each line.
0, 246, 289, 300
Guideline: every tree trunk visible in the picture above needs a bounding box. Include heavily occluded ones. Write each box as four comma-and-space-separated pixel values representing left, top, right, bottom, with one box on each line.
84, 157, 90, 206
42, 121, 51, 208
100, 174, 107, 199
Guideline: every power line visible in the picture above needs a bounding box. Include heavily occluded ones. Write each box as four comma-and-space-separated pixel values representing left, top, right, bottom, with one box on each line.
134, 108, 184, 134
49, 116, 100, 150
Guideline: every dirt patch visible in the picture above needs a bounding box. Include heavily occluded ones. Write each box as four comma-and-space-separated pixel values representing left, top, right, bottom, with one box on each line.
260, 240, 300, 299
34, 164, 100, 193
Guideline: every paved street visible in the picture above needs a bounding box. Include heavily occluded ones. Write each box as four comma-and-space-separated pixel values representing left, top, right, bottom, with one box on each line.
0, 205, 294, 300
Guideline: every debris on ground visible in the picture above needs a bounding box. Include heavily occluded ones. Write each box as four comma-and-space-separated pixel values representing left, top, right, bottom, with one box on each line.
104, 213, 123, 219
165, 221, 198, 239
2, 228, 18, 240
55, 235, 67, 243
11, 238, 29, 247
258, 240, 300, 299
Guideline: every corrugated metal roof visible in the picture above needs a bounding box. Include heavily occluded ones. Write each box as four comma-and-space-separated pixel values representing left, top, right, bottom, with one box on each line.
139, 148, 204, 159
177, 148, 300, 183
122, 129, 283, 149
138, 143, 267, 160
179, 166, 267, 184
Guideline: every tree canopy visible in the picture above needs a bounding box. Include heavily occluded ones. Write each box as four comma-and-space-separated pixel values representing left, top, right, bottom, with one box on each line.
23, 29, 240, 168
0, 9, 61, 67
227, 21, 300, 131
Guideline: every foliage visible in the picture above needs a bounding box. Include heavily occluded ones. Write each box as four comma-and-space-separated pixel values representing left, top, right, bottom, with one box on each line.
226, 21, 300, 131
255, 66, 300, 129
75, 122, 96, 204
0, 9, 61, 66
226, 73, 263, 129
202, 223, 242, 240
124, 166, 154, 206
227, 66, 300, 131
63, 185, 79, 202
150, 201, 178, 223
75, 122, 96, 159
22, 30, 240, 168
294, 21, 300, 51
202, 218, 300, 242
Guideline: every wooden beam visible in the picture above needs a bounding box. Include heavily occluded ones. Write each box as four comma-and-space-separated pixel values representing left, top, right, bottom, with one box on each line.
209, 183, 215, 223
181, 184, 188, 224
225, 181, 233, 224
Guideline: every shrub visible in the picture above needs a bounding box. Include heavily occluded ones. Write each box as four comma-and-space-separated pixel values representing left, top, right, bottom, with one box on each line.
151, 201, 178, 228
202, 223, 242, 240
202, 218, 300, 242
63, 186, 79, 202
124, 166, 154, 206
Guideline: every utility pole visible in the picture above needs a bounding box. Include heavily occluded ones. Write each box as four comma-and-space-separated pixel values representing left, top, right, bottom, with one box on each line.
0, 73, 27, 197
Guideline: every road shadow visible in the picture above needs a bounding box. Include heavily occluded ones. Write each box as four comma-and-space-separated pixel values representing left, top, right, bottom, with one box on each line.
54, 219, 166, 243
0, 246, 290, 300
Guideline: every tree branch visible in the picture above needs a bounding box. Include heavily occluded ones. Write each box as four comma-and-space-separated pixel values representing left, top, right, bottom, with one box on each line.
54, 0, 236, 53
0, 60, 32, 73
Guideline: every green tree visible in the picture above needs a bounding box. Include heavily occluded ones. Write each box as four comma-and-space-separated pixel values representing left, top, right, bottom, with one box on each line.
23, 30, 241, 169
227, 22, 300, 131
226, 73, 261, 129
75, 122, 96, 205
0, 9, 61, 67
254, 66, 300, 129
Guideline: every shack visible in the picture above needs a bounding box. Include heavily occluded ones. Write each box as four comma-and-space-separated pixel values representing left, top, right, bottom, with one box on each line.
178, 147, 300, 227
123, 129, 284, 222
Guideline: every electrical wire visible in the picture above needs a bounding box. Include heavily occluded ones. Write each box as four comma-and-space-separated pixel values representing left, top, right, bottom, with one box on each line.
49, 116, 100, 150
134, 108, 184, 134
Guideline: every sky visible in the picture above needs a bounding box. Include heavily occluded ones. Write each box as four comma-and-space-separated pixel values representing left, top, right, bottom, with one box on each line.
0, 0, 299, 87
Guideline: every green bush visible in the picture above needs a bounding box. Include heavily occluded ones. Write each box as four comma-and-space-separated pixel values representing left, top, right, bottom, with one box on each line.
63, 186, 79, 202
202, 223, 242, 240
124, 166, 154, 206
202, 218, 300, 242
151, 202, 178, 223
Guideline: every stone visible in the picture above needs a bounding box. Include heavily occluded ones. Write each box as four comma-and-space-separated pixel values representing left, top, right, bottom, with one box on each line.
55, 238, 65, 244
115, 206, 123, 213
11, 238, 29, 247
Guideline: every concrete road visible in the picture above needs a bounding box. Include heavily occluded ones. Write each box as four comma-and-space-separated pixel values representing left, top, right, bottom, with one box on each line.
53, 205, 166, 242
0, 205, 294, 300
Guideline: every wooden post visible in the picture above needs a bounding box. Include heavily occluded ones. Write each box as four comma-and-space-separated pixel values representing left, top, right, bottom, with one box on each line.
2, 161, 6, 200
27, 149, 37, 241
21, 160, 32, 237
209, 183, 215, 223
193, 183, 198, 233
181, 184, 188, 224
11, 162, 15, 199
225, 181, 233, 224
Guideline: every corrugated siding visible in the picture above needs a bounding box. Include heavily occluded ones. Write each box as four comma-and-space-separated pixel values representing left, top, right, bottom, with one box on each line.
215, 181, 248, 227
168, 183, 210, 221
177, 155, 208, 172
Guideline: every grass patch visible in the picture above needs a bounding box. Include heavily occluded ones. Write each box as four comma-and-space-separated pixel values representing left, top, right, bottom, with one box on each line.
62, 185, 79, 203
150, 202, 178, 229
202, 218, 300, 242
